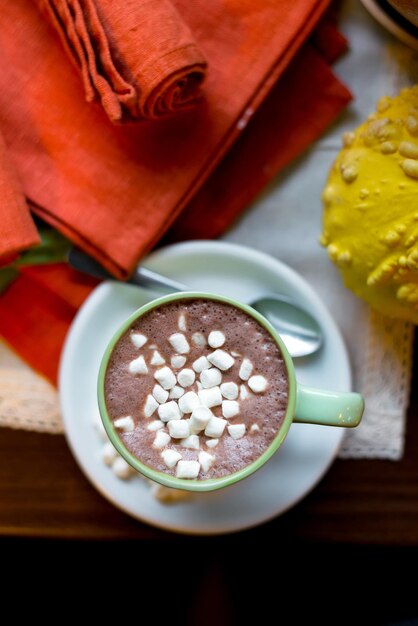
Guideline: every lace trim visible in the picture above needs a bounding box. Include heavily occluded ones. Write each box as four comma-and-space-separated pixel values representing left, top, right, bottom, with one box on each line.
339, 309, 414, 460
0, 368, 63, 433
0, 308, 414, 460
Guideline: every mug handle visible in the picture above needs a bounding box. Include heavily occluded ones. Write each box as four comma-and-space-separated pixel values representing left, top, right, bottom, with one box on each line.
294, 384, 364, 428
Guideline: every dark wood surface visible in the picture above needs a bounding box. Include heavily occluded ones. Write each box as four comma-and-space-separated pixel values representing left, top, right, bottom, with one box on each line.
1, 334, 417, 544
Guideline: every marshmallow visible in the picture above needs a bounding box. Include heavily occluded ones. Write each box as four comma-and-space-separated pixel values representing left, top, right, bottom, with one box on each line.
207, 349, 235, 371
222, 400, 240, 419
248, 375, 268, 393
220, 382, 239, 400
171, 355, 187, 369
177, 368, 196, 388
208, 330, 226, 348
227, 424, 246, 440
168, 419, 190, 439
180, 435, 200, 450
154, 366, 177, 389
176, 460, 200, 479
250, 424, 260, 433
144, 394, 159, 418
161, 449, 182, 469
129, 355, 148, 375
169, 333, 190, 354
178, 313, 187, 332
114, 416, 134, 432
152, 384, 169, 404
153, 431, 171, 449
150, 350, 165, 366
206, 438, 219, 448
112, 457, 132, 479
198, 387, 222, 408
196, 381, 203, 391
240, 384, 250, 400
130, 333, 147, 349
189, 406, 213, 433
200, 367, 222, 389
191, 332, 206, 347
239, 358, 253, 381
178, 391, 200, 414
192, 355, 212, 373
151, 484, 191, 503
158, 401, 182, 422
147, 420, 165, 432
199, 451, 216, 472
205, 416, 227, 438
101, 442, 118, 466
169, 385, 185, 400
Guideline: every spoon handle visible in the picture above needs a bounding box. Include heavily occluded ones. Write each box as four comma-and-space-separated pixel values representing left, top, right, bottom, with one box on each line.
132, 266, 186, 293
68, 247, 186, 292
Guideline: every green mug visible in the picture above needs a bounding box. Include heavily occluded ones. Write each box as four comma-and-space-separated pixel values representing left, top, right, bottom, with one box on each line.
98, 292, 364, 492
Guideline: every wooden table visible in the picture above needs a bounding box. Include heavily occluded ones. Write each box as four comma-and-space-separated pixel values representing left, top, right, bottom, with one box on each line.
1, 336, 417, 545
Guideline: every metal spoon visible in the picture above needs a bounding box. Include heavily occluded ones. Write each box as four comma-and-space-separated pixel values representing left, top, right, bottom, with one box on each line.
249, 294, 322, 357
68, 248, 322, 357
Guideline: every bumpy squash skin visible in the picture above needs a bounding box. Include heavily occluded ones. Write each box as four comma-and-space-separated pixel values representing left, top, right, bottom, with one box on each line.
321, 87, 418, 323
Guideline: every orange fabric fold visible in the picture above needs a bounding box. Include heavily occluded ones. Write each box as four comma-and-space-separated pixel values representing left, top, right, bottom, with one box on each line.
0, 38, 351, 385
0, 0, 335, 279
36, 0, 207, 123
167, 42, 351, 241
0, 2, 352, 384
312, 15, 349, 63
0, 131, 39, 264
0, 265, 97, 383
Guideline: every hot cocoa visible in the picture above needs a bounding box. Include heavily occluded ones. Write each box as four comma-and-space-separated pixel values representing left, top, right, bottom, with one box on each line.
104, 298, 289, 480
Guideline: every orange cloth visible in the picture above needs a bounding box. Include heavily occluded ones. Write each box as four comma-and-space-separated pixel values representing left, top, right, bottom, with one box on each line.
36, 0, 207, 123
0, 131, 39, 264
0, 3, 352, 384
0, 265, 97, 382
0, 0, 341, 279
167, 41, 351, 242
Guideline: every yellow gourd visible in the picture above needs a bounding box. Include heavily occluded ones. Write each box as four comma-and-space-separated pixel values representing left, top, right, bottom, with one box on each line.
321, 86, 418, 323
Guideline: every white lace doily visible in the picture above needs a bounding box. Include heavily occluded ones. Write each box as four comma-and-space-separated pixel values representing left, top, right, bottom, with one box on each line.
0, 307, 414, 461
0, 368, 62, 433
0, 319, 410, 518
224, 1, 416, 460
339, 311, 414, 459
0, 342, 62, 433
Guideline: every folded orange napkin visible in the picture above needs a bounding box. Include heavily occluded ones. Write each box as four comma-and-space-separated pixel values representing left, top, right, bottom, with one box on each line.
36, 0, 207, 123
0, 131, 39, 265
167, 39, 350, 242
0, 264, 98, 382
0, 0, 343, 279
0, 3, 352, 383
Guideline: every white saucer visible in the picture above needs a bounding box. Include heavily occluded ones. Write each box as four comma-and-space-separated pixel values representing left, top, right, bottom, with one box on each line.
59, 241, 350, 535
